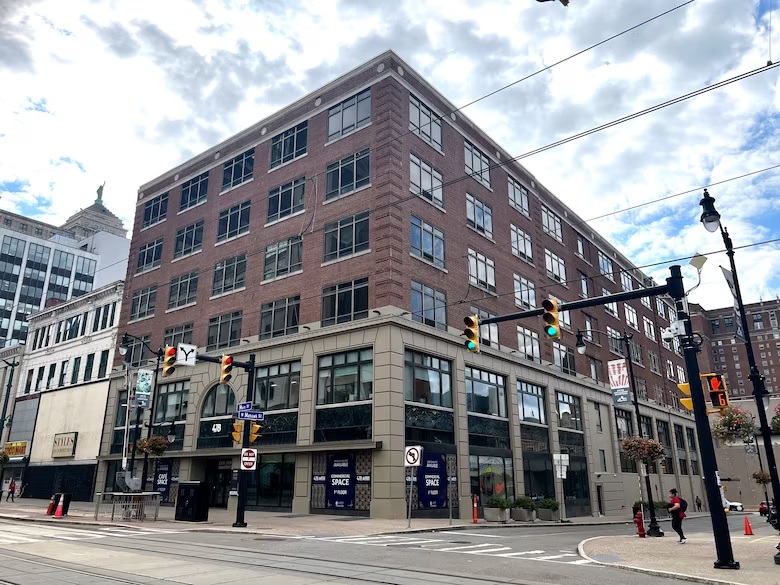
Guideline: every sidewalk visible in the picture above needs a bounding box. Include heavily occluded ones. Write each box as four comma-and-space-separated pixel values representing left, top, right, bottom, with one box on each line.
579, 526, 780, 585
0, 497, 658, 537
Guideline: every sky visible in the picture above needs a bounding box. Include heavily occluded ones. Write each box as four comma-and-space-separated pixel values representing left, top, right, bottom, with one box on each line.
0, 0, 778, 311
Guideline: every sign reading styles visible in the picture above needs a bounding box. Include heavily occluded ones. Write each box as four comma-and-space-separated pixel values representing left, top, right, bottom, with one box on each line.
52, 432, 78, 458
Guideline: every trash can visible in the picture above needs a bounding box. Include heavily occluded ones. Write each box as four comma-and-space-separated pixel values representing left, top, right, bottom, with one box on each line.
174, 481, 209, 522
60, 493, 72, 516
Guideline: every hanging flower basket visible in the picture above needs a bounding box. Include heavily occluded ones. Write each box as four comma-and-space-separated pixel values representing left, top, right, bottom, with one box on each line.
771, 415, 780, 435
752, 471, 771, 486
0, 449, 8, 467
711, 406, 757, 443
135, 436, 170, 457
621, 437, 666, 461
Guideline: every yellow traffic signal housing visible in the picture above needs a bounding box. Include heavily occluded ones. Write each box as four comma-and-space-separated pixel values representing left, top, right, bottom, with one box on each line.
701, 373, 729, 410
162, 345, 177, 377
231, 422, 243, 443
220, 354, 234, 384
677, 383, 693, 411
463, 315, 480, 353
542, 298, 561, 339
249, 423, 262, 443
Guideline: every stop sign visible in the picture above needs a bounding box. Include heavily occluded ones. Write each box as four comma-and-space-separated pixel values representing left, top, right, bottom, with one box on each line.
241, 448, 257, 471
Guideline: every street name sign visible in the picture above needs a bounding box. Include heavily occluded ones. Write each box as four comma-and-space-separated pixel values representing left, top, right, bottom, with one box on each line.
236, 401, 253, 412
238, 410, 264, 421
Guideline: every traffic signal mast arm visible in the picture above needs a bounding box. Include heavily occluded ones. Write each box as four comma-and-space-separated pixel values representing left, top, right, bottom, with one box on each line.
476, 283, 670, 326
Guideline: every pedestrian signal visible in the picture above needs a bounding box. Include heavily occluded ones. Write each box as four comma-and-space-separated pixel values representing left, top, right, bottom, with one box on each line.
701, 373, 729, 410
463, 315, 480, 353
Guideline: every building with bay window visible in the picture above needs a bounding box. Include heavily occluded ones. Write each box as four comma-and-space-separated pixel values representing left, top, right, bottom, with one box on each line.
95, 50, 702, 518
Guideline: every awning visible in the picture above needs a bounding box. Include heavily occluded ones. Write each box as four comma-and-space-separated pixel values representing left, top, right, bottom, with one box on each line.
5, 457, 28, 467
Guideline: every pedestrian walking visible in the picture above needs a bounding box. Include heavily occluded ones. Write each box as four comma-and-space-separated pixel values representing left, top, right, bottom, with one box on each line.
695, 496, 702, 512
669, 488, 687, 543
5, 479, 16, 502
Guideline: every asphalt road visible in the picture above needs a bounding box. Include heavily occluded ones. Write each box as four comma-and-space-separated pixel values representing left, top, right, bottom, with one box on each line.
0, 517, 723, 585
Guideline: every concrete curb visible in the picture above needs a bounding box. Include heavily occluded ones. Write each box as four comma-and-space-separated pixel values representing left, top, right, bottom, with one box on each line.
577, 536, 748, 585
0, 512, 150, 531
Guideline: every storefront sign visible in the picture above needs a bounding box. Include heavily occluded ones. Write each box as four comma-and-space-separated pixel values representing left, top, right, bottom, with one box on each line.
52, 432, 78, 458
418, 453, 447, 509
154, 459, 172, 501
4, 441, 27, 457
326, 453, 354, 509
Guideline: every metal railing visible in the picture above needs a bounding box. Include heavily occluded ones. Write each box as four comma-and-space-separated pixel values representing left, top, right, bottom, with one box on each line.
94, 492, 160, 522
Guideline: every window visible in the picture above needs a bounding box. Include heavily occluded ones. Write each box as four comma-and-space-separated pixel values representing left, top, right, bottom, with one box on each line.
409, 94, 441, 149
317, 348, 373, 405
624, 304, 638, 330
724, 316, 734, 331
579, 272, 589, 298
405, 350, 451, 407
649, 351, 661, 374
411, 281, 447, 330
686, 427, 697, 451
510, 225, 533, 262
136, 239, 163, 273
598, 251, 614, 281
217, 200, 251, 242
58, 360, 69, 386
324, 212, 369, 262
513, 274, 536, 309
615, 409, 633, 439
325, 149, 370, 199
588, 357, 602, 382
70, 357, 80, 385
541, 205, 562, 242
263, 236, 303, 280
410, 215, 445, 268
168, 271, 198, 309
691, 459, 700, 475
674, 424, 686, 450
603, 288, 618, 317
641, 294, 652, 309
472, 306, 499, 348
556, 392, 582, 430
97, 350, 109, 378
201, 384, 235, 418
464, 141, 491, 188
679, 459, 689, 475
142, 192, 168, 228
212, 254, 246, 296
666, 359, 675, 380
517, 381, 546, 424
221, 148, 254, 190
84, 353, 95, 381
328, 89, 371, 141
164, 323, 193, 347
575, 232, 591, 262
467, 249, 496, 293
584, 314, 597, 341
154, 380, 189, 423
321, 277, 368, 326
657, 298, 666, 318
267, 177, 305, 223
508, 176, 529, 215
517, 326, 540, 363
599, 449, 608, 472
643, 317, 656, 340
621, 272, 633, 292
173, 220, 204, 259
270, 121, 307, 168
544, 249, 566, 283
257, 361, 301, 410
553, 342, 576, 375
465, 366, 506, 417
207, 311, 243, 351
607, 326, 623, 354
410, 154, 443, 207
594, 402, 603, 431
180, 172, 209, 211
260, 296, 300, 339
628, 339, 642, 365
466, 194, 493, 238
130, 286, 156, 321
677, 365, 686, 384
754, 313, 764, 330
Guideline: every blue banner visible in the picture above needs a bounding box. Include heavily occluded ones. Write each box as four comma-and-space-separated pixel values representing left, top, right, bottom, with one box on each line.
154, 459, 172, 502
326, 453, 354, 509
418, 453, 447, 509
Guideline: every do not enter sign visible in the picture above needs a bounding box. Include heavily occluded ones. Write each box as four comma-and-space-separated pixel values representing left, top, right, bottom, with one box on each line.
241, 448, 257, 471
404, 445, 423, 467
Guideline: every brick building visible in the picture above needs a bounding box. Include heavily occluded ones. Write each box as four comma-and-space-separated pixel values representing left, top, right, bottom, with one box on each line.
96, 51, 702, 518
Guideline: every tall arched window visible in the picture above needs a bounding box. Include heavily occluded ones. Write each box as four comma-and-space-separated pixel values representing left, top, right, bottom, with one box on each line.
201, 384, 235, 419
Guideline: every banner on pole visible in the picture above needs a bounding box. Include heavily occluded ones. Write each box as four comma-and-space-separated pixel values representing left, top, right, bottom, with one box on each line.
608, 359, 632, 405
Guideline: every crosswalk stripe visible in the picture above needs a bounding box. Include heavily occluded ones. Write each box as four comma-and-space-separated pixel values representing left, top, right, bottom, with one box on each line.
533, 553, 578, 560
0, 535, 42, 544
437, 543, 496, 552
384, 539, 441, 546
465, 547, 512, 554
495, 550, 546, 557
438, 531, 502, 538
569, 559, 594, 564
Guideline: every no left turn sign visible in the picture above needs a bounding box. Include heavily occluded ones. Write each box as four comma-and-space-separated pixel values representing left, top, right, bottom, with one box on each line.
404, 445, 422, 467
241, 448, 257, 471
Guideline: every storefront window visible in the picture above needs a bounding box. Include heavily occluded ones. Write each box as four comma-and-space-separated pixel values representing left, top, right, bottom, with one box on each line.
404, 349, 452, 407
469, 455, 515, 506
246, 453, 295, 509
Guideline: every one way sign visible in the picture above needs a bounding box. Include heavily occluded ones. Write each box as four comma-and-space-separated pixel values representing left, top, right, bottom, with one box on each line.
176, 343, 197, 367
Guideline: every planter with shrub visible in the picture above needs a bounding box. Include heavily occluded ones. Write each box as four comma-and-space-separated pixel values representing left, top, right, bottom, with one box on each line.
510, 496, 535, 522
536, 498, 560, 521
484, 494, 510, 523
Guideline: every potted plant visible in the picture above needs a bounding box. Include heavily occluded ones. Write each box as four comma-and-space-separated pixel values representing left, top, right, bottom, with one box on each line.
537, 498, 560, 521
484, 494, 510, 523
711, 406, 757, 443
135, 435, 171, 457
510, 496, 535, 522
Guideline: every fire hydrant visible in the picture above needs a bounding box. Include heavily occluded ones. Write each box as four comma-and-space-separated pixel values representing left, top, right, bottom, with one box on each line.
633, 510, 646, 538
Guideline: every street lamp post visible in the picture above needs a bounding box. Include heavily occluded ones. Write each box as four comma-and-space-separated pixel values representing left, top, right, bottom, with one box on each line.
700, 189, 780, 549
577, 330, 663, 537
0, 359, 18, 445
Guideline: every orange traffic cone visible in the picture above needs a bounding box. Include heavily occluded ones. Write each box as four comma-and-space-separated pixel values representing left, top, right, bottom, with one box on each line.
744, 516, 754, 536
45, 495, 56, 516
53, 496, 65, 519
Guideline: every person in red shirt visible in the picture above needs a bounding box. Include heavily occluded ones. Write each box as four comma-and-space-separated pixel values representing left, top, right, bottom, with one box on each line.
669, 488, 686, 543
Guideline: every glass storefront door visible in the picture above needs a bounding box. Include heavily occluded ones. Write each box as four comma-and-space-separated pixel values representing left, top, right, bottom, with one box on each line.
246, 453, 294, 510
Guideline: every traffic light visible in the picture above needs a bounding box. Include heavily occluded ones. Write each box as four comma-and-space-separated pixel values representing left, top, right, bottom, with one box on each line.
463, 315, 480, 353
220, 354, 234, 384
677, 383, 693, 411
541, 298, 561, 339
231, 422, 242, 443
702, 373, 729, 410
162, 345, 177, 377
249, 423, 262, 443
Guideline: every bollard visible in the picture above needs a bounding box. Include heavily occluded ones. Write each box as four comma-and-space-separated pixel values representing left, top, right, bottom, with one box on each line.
633, 510, 646, 538
472, 494, 479, 524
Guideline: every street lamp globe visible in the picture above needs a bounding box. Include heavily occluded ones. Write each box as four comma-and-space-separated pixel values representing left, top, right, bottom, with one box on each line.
699, 189, 721, 233
575, 331, 587, 355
